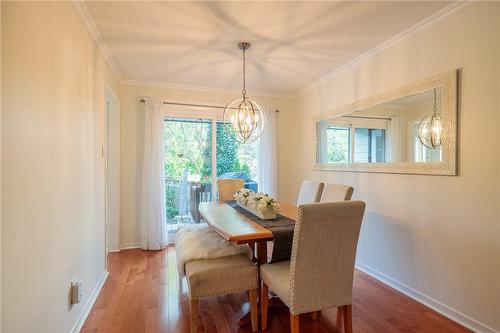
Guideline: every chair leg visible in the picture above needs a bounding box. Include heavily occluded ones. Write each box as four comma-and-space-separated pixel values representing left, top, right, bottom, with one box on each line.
290, 314, 300, 333
249, 289, 258, 332
311, 311, 319, 320
261, 282, 269, 330
342, 304, 353, 333
189, 298, 199, 333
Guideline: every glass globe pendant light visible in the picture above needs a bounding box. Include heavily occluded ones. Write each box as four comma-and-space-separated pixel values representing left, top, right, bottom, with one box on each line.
418, 88, 443, 149
223, 42, 265, 143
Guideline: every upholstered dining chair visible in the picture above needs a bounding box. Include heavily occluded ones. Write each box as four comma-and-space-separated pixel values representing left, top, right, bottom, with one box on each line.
217, 178, 245, 203
185, 254, 258, 333
320, 183, 354, 202
260, 201, 366, 333
296, 180, 324, 205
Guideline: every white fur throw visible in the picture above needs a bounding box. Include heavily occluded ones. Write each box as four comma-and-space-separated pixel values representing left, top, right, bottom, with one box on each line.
175, 224, 251, 277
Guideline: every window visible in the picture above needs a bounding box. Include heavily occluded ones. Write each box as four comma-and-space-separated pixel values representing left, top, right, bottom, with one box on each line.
326, 126, 385, 163
354, 128, 386, 163
215, 121, 259, 185
327, 127, 351, 163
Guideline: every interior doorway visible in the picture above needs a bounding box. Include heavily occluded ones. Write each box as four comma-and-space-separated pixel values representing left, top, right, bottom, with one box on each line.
104, 87, 120, 267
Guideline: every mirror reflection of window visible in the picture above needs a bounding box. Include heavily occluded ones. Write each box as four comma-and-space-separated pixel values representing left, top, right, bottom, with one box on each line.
316, 88, 444, 165
354, 128, 386, 163
327, 127, 350, 163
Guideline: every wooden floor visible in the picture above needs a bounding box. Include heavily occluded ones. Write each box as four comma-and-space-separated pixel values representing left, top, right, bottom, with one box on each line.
83, 247, 471, 333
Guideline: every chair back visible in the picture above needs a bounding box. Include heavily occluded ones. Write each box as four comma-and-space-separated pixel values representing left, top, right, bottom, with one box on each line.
320, 183, 354, 202
289, 201, 366, 314
296, 181, 324, 205
217, 179, 244, 203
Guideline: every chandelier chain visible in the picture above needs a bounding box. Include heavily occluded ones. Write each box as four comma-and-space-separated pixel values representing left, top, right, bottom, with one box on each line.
433, 88, 437, 115
242, 48, 246, 99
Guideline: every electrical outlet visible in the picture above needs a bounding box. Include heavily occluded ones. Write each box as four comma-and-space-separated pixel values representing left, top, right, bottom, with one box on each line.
71, 281, 82, 304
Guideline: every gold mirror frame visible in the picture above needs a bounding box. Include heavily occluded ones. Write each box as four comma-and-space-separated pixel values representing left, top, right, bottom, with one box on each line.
313, 70, 458, 175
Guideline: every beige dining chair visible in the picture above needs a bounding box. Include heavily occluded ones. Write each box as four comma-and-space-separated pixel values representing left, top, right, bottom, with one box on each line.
260, 201, 366, 333
185, 254, 258, 333
320, 183, 354, 202
296, 180, 324, 205
217, 178, 245, 203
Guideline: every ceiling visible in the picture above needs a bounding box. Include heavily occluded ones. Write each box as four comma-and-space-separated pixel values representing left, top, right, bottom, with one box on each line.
84, 1, 452, 97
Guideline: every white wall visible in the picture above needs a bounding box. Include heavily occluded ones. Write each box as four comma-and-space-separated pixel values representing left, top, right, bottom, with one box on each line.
282, 2, 500, 332
0, 2, 2, 328
118, 84, 292, 248
1, 2, 118, 332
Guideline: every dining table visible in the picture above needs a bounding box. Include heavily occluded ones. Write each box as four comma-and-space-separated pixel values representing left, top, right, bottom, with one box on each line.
198, 201, 298, 327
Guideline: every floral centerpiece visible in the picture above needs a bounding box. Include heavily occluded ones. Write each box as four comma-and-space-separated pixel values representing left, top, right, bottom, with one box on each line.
235, 188, 253, 205
235, 189, 280, 219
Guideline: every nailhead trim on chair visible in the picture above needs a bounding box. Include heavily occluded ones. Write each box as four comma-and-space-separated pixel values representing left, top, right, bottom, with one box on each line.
288, 205, 304, 315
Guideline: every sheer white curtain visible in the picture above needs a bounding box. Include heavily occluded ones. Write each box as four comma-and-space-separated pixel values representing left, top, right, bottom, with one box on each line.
140, 97, 167, 250
386, 116, 402, 163
316, 121, 329, 163
258, 108, 278, 197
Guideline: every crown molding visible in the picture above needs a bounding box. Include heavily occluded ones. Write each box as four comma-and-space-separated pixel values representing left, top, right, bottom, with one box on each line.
72, 0, 473, 101
72, 0, 122, 79
293, 1, 475, 99
120, 79, 293, 100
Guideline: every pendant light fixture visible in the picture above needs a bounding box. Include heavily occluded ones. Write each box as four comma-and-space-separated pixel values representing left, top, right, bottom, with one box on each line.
418, 88, 443, 149
223, 42, 265, 143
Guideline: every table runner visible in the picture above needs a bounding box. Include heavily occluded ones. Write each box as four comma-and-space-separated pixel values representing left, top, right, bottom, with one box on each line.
226, 200, 295, 263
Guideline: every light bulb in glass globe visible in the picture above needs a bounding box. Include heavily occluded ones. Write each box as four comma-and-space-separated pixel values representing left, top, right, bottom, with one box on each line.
223, 96, 264, 143
418, 114, 442, 149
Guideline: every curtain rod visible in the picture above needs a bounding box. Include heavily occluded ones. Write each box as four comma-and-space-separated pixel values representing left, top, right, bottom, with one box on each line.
341, 115, 391, 121
138, 98, 279, 113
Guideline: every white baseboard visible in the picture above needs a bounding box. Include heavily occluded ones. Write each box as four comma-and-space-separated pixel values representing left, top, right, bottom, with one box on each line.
70, 271, 108, 333
119, 243, 142, 250
355, 262, 498, 333
107, 243, 142, 252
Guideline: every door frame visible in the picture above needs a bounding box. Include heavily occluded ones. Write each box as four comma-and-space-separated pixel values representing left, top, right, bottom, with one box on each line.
104, 84, 120, 269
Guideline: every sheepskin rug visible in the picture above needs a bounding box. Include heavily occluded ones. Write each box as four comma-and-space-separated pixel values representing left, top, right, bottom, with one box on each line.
175, 223, 251, 277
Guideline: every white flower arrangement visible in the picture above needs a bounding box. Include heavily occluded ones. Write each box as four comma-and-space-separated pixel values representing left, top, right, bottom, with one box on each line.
235, 188, 280, 214
234, 188, 253, 205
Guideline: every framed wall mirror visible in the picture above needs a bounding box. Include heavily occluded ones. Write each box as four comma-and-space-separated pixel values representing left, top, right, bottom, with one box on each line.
314, 70, 458, 175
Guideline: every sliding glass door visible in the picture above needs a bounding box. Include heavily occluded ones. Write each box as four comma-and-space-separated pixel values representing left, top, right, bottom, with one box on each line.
164, 116, 260, 239
164, 117, 212, 235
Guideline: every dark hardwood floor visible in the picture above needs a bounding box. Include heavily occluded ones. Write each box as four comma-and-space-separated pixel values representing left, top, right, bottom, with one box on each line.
82, 247, 471, 333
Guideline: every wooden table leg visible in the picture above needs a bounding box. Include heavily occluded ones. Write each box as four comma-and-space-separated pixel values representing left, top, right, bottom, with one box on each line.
256, 241, 268, 265
238, 241, 268, 327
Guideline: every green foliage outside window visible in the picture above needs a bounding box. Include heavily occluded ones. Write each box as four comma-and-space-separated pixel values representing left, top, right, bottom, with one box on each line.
327, 127, 350, 163
164, 119, 211, 179
164, 119, 257, 182
200, 122, 253, 177
165, 186, 179, 218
